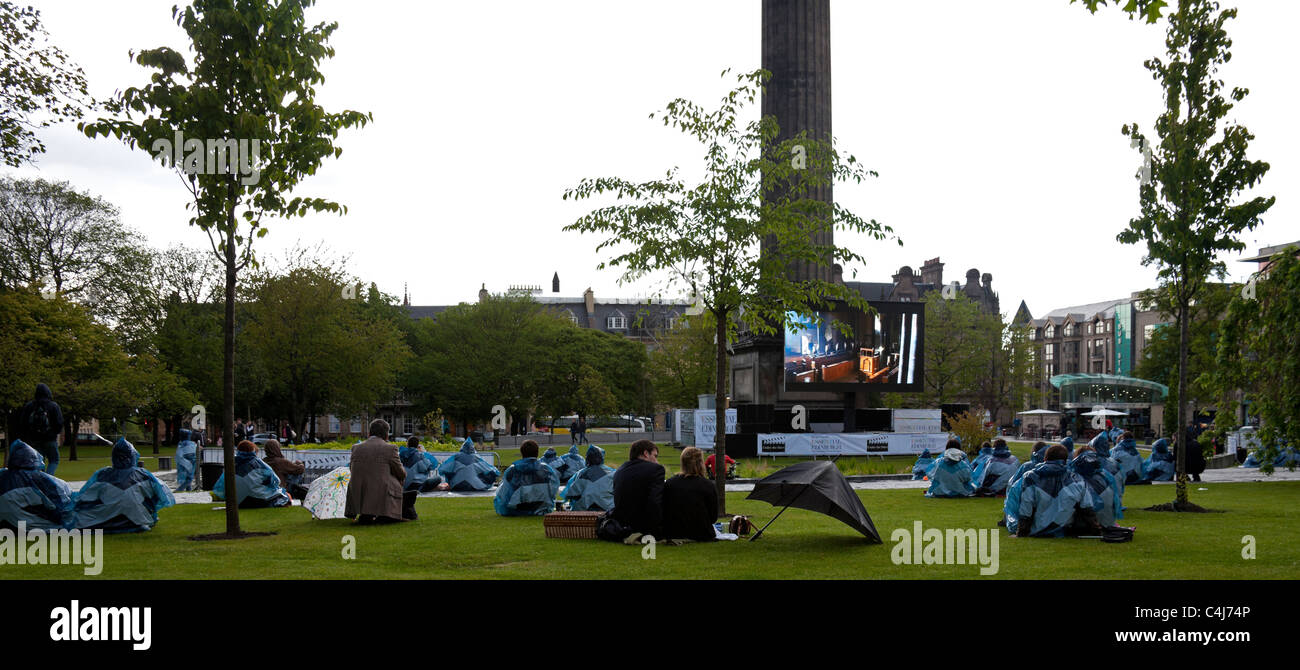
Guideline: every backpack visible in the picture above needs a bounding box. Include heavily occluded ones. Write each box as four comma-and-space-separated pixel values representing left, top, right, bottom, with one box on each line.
596, 510, 631, 542
728, 515, 753, 536
26, 403, 52, 438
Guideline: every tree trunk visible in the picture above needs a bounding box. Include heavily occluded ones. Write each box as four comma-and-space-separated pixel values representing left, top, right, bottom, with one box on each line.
714, 308, 728, 517
66, 417, 78, 461
1175, 299, 1189, 505
152, 416, 160, 454
222, 178, 241, 535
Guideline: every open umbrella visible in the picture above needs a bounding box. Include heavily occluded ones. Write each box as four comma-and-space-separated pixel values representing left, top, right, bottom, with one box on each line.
1081, 408, 1129, 417
745, 460, 881, 543
303, 466, 350, 520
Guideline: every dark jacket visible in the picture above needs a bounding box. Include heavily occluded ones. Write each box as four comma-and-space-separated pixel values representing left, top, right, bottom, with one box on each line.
612, 457, 665, 537
19, 384, 63, 443
662, 474, 717, 541
263, 441, 304, 482
1183, 435, 1206, 475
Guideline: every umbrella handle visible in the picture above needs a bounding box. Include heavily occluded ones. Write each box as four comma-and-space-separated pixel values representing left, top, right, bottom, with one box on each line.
749, 484, 809, 542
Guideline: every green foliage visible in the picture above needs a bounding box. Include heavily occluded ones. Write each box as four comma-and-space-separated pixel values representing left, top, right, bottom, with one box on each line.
573, 364, 618, 419
1072, 0, 1167, 23
1132, 282, 1236, 419
1116, 0, 1273, 502
0, 2, 92, 166
646, 313, 717, 409
948, 408, 996, 457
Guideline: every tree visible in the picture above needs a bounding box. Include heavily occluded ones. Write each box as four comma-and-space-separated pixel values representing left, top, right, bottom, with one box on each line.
1116, 0, 1273, 508
646, 313, 717, 410
1132, 282, 1236, 426
976, 317, 1037, 426
81, 0, 370, 536
564, 70, 893, 514
1072, 0, 1167, 23
901, 293, 997, 408
1207, 247, 1300, 473
0, 2, 91, 167
572, 364, 618, 421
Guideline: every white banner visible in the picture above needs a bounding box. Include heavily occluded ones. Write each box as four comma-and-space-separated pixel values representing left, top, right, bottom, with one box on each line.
694, 409, 737, 448
892, 409, 942, 433
756, 432, 950, 456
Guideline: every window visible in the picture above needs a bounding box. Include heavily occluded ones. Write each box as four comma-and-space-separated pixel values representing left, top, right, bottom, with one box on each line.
1045, 325, 1055, 338
607, 314, 627, 329
1045, 343, 1055, 361
1144, 324, 1157, 342
1106, 321, 1112, 332
1087, 323, 1093, 334
328, 415, 340, 433
1064, 323, 1074, 336
564, 309, 578, 325
350, 417, 362, 434
1029, 329, 1037, 341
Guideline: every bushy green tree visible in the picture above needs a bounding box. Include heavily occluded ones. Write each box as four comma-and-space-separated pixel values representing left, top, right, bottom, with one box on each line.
0, 2, 91, 166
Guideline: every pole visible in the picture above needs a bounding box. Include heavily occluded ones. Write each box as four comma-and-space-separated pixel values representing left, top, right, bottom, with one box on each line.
750, 483, 812, 541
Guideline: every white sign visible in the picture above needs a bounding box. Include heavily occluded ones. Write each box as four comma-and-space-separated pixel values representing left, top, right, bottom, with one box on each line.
694, 409, 737, 448
892, 409, 942, 433
757, 432, 950, 457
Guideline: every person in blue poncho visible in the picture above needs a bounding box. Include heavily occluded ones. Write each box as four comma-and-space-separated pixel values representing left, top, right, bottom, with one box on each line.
911, 448, 936, 480
438, 438, 500, 491
174, 428, 198, 492
972, 439, 1020, 496
1082, 431, 1125, 494
212, 440, 292, 508
1015, 444, 1100, 538
1009, 441, 1049, 489
540, 447, 569, 482
561, 444, 585, 482
494, 440, 560, 516
1071, 448, 1122, 527
73, 438, 175, 533
564, 444, 615, 511
0, 441, 74, 530
1143, 438, 1176, 482
400, 436, 444, 493
1112, 432, 1147, 484
970, 442, 995, 473
1241, 444, 1299, 468
1003, 441, 1049, 533
925, 440, 974, 498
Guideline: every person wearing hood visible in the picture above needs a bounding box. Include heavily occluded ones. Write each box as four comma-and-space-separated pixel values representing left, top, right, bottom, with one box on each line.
0, 440, 74, 530
17, 384, 64, 475
1112, 432, 1147, 484
262, 439, 308, 499
564, 444, 615, 511
213, 440, 292, 508
1015, 444, 1100, 538
1003, 441, 1048, 534
1181, 433, 1207, 482
438, 438, 500, 492
1081, 431, 1125, 495
560, 445, 585, 482
911, 448, 936, 480
494, 440, 560, 516
970, 442, 995, 473
1143, 438, 1176, 482
925, 440, 974, 498
1009, 441, 1051, 490
73, 438, 175, 532
174, 428, 199, 492
1071, 448, 1122, 527
661, 446, 717, 542
972, 439, 1020, 496
400, 436, 444, 493
540, 447, 569, 482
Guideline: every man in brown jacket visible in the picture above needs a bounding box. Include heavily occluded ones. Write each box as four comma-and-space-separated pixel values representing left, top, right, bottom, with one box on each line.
345, 419, 408, 524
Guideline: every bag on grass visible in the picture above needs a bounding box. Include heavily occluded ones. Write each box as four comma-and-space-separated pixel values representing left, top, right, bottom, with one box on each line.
596, 510, 630, 542
1101, 526, 1134, 543
728, 515, 753, 536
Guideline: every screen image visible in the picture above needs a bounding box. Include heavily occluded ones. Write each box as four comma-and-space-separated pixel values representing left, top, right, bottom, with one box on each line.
782, 301, 924, 393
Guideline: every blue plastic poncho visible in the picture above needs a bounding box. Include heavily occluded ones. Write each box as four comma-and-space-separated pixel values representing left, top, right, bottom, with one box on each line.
1143, 438, 1175, 482
1009, 443, 1050, 489
437, 439, 500, 492
400, 446, 443, 492
911, 449, 936, 480
1016, 460, 1096, 537
1112, 437, 1147, 483
969, 444, 995, 473
493, 457, 560, 516
925, 449, 974, 498
1243, 445, 1300, 468
212, 450, 291, 508
564, 445, 615, 511
1072, 451, 1122, 526
175, 428, 198, 492
561, 445, 585, 481
972, 444, 1021, 495
540, 447, 568, 481
73, 438, 175, 533
0, 441, 73, 530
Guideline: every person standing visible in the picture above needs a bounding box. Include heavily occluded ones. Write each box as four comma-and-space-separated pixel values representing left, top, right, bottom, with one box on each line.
18, 384, 64, 475
577, 417, 589, 445
569, 419, 579, 446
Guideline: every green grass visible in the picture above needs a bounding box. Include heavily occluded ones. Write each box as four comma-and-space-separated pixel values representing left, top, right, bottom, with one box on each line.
21, 445, 180, 482
5, 479, 1296, 579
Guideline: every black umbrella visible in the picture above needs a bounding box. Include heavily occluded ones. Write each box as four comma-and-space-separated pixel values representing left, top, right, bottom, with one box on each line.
746, 460, 881, 543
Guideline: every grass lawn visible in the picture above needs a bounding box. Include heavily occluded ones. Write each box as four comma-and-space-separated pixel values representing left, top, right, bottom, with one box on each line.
14, 445, 180, 482
5, 479, 1296, 580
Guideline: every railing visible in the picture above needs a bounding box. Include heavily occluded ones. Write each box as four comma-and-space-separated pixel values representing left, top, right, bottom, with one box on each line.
491, 431, 673, 449
198, 447, 499, 484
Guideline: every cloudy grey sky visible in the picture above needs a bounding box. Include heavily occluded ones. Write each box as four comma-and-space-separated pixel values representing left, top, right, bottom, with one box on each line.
14, 0, 1298, 318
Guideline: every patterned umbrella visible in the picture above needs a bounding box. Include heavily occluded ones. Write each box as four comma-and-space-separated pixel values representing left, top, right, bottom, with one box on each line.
303, 467, 350, 520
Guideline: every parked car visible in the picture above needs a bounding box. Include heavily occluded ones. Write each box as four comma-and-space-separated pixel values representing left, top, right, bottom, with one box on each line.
76, 433, 113, 447
250, 433, 276, 446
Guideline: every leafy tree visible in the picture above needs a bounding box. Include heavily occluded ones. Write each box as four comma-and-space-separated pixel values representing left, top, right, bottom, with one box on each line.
646, 313, 717, 410
536, 323, 649, 426
81, 0, 370, 535
900, 293, 997, 408
1072, 0, 1167, 23
976, 317, 1038, 426
1116, 0, 1273, 507
564, 69, 893, 514
0, 2, 91, 166
949, 408, 996, 459
1132, 282, 1236, 428
572, 364, 618, 421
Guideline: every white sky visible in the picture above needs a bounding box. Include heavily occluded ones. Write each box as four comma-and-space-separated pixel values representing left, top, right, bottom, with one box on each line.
14, 0, 1299, 318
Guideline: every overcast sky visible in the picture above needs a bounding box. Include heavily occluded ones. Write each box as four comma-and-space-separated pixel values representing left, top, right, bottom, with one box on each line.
14, 0, 1298, 318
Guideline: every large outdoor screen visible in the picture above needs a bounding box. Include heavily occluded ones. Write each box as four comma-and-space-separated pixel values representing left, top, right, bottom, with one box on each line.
782, 301, 924, 393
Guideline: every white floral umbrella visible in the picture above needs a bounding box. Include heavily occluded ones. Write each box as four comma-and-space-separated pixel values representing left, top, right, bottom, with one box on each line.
304, 467, 350, 520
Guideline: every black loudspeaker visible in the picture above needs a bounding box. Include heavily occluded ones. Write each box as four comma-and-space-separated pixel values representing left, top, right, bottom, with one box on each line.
725, 433, 758, 458
856, 408, 892, 432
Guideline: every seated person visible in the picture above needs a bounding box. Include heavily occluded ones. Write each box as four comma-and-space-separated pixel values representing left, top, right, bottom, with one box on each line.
564, 445, 615, 512
1015, 444, 1099, 538
972, 439, 1020, 496
437, 438, 500, 492
661, 446, 717, 542
1112, 432, 1148, 484
1072, 448, 1122, 527
911, 448, 936, 480
970, 441, 995, 472
611, 439, 666, 539
705, 452, 736, 480
925, 440, 974, 498
0, 440, 74, 531
560, 444, 585, 481
494, 440, 560, 516
345, 420, 409, 523
263, 439, 308, 500
73, 437, 175, 533
399, 436, 444, 493
540, 447, 571, 482
174, 428, 199, 492
213, 440, 292, 509
1143, 438, 1176, 482
1241, 444, 1299, 468
1008, 441, 1049, 492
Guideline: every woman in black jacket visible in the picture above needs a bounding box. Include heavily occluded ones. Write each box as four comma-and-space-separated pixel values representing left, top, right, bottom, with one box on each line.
662, 447, 717, 542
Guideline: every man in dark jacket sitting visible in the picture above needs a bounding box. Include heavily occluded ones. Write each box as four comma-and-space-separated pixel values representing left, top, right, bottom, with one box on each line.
611, 439, 665, 539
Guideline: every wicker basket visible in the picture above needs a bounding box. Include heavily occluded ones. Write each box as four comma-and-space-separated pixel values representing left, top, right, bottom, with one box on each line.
543, 511, 602, 539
